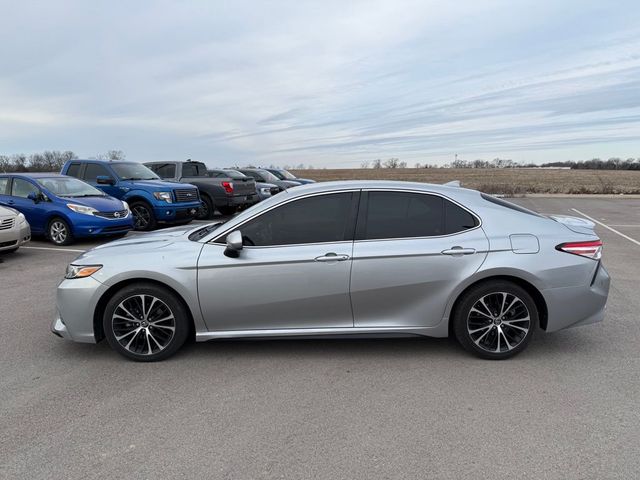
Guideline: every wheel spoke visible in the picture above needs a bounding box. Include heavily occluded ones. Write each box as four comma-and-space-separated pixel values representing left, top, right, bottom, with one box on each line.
469, 324, 492, 335
112, 294, 176, 355
468, 292, 531, 354
470, 308, 493, 319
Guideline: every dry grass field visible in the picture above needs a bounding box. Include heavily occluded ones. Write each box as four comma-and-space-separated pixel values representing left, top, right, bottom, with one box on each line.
290, 168, 640, 194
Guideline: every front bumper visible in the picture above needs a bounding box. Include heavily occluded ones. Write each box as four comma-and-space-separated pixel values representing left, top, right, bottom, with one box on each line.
0, 221, 31, 251
543, 262, 611, 332
73, 217, 133, 237
153, 204, 200, 223
52, 276, 108, 343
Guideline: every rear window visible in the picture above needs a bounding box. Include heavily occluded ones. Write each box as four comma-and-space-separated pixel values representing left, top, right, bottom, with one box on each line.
182, 163, 206, 177
151, 163, 176, 179
480, 193, 542, 217
66, 163, 81, 178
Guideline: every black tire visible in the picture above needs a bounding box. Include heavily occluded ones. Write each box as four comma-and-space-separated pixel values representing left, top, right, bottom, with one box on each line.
217, 205, 237, 216
197, 195, 213, 220
47, 217, 74, 246
452, 280, 537, 360
103, 282, 190, 362
130, 201, 157, 231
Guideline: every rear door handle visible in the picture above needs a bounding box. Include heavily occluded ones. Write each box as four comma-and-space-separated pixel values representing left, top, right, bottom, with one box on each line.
442, 247, 476, 256
315, 252, 350, 262
7, 200, 15, 205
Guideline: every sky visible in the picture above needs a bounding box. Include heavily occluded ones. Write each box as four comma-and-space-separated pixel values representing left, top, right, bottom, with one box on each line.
1, 0, 640, 168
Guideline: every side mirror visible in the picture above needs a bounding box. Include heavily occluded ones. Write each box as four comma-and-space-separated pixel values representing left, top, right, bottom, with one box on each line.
96, 175, 115, 185
224, 230, 243, 258
27, 191, 41, 203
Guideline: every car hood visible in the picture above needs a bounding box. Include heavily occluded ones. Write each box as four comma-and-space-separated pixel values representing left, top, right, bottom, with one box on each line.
57, 195, 125, 211
121, 179, 191, 191
0, 205, 20, 217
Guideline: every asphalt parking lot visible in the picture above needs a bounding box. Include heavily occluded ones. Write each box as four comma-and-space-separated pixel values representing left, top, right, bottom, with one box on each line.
1, 197, 638, 479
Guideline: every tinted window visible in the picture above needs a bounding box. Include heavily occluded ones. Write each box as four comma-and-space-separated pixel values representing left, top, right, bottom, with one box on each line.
66, 163, 81, 177
360, 192, 444, 240
11, 178, 39, 198
232, 193, 354, 246
444, 200, 478, 234
242, 171, 263, 182
110, 163, 158, 180
0, 177, 8, 194
182, 163, 206, 177
152, 163, 176, 179
84, 163, 111, 183
222, 170, 248, 179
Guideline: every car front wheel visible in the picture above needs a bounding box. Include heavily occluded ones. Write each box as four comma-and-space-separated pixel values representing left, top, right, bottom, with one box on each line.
453, 281, 537, 360
103, 283, 190, 361
130, 201, 157, 231
48, 217, 74, 246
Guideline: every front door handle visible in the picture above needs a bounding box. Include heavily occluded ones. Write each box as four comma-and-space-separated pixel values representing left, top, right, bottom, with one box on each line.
442, 246, 476, 256
315, 252, 350, 262
7, 200, 15, 205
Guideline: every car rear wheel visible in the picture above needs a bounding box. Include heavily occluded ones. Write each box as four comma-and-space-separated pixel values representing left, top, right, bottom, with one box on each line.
217, 205, 236, 216
130, 201, 157, 231
453, 281, 537, 360
103, 283, 190, 361
197, 195, 213, 220
48, 218, 74, 246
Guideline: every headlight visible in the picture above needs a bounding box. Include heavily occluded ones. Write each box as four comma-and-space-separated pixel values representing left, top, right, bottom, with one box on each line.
260, 187, 271, 195
65, 264, 102, 279
122, 201, 130, 215
67, 203, 98, 215
153, 191, 173, 203
17, 212, 27, 224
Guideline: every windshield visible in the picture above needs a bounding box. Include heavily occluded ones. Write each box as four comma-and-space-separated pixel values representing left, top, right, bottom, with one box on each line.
222, 170, 248, 179
278, 169, 297, 180
257, 170, 280, 182
37, 177, 105, 197
111, 162, 159, 181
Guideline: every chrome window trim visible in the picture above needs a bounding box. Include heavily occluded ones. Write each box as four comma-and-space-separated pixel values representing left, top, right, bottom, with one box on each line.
207, 186, 482, 247
209, 189, 360, 246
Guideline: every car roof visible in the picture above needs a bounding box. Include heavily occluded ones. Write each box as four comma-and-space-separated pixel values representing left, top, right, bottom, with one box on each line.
0, 172, 67, 178
281, 180, 480, 198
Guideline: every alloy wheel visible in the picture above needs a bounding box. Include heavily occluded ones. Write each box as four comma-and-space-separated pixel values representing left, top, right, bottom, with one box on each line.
50, 221, 68, 244
466, 292, 531, 354
112, 294, 176, 356
132, 205, 151, 229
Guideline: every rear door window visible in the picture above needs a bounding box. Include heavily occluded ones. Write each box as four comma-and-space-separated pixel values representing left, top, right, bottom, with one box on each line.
66, 163, 81, 178
358, 192, 444, 240
153, 164, 176, 179
444, 200, 479, 234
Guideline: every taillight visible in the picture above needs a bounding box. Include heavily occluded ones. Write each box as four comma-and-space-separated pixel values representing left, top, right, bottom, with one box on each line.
222, 181, 234, 194
556, 240, 603, 260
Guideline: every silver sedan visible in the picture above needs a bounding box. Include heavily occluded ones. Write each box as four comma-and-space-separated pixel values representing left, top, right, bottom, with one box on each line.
52, 181, 610, 361
0, 205, 31, 253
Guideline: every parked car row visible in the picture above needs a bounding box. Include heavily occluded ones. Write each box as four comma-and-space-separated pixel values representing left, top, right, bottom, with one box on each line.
0, 160, 313, 247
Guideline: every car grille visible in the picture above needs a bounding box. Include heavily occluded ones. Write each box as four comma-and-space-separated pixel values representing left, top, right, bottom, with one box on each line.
94, 209, 128, 219
174, 188, 199, 203
0, 218, 15, 230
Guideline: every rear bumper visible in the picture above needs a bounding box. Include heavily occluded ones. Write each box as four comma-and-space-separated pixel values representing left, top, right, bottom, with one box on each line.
221, 194, 257, 207
543, 262, 611, 332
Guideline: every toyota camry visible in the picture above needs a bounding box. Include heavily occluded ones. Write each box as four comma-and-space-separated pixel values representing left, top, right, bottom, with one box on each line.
51, 181, 610, 361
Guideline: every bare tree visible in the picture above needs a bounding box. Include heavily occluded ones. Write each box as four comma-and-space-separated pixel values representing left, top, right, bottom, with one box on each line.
97, 150, 126, 161
360, 160, 370, 169
372, 159, 382, 169
383, 158, 405, 168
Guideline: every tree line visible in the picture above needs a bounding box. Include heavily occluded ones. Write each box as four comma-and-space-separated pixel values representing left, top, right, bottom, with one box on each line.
358, 157, 640, 170
0, 150, 126, 172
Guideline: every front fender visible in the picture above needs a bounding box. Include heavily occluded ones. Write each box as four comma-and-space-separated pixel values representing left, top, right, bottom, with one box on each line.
122, 189, 157, 205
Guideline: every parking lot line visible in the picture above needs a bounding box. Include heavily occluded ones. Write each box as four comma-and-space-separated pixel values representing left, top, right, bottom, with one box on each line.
570, 208, 640, 247
22, 246, 86, 253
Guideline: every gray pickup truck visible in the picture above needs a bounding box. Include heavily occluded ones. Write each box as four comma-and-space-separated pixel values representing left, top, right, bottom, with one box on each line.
144, 161, 257, 218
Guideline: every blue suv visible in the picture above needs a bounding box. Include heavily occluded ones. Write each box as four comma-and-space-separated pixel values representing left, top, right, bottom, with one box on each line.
61, 160, 201, 230
0, 173, 133, 245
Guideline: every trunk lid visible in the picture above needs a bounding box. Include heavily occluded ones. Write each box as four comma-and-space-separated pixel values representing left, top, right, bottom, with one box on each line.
547, 215, 597, 236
